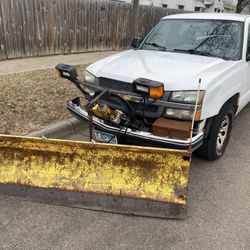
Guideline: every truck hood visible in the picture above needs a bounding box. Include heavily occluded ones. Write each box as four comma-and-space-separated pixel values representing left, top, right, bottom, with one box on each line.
87, 50, 240, 91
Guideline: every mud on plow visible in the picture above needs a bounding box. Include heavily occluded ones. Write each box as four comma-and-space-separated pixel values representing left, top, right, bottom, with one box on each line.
0, 64, 201, 219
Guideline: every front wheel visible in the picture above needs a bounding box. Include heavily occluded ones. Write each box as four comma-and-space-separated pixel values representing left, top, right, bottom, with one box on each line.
196, 103, 233, 161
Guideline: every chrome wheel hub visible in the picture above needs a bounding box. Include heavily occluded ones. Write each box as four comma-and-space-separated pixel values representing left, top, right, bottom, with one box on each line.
216, 115, 230, 152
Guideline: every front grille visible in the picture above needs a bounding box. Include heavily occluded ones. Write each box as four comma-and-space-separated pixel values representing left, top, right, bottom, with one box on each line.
98, 77, 134, 92
128, 101, 158, 113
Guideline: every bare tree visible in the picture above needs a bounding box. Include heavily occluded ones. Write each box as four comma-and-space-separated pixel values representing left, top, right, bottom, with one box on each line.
236, 0, 250, 13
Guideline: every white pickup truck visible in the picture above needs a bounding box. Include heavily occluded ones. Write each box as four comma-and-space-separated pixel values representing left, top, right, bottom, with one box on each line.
59, 13, 250, 160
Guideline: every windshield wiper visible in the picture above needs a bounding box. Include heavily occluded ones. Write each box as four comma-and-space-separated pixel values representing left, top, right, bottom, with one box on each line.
144, 42, 167, 51
173, 48, 212, 57
173, 49, 233, 60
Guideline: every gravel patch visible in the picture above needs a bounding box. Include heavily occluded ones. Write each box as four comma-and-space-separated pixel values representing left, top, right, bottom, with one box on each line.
0, 65, 87, 135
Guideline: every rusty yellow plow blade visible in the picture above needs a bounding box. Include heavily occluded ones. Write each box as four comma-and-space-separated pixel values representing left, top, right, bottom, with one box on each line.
0, 135, 191, 219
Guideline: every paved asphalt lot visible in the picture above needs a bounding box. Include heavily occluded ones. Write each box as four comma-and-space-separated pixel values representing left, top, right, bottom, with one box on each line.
1, 105, 250, 250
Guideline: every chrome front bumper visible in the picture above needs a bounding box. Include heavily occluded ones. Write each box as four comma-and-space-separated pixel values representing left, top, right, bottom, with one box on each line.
68, 99, 204, 151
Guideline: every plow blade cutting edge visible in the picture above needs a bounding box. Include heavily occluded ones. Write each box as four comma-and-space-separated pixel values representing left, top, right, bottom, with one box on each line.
0, 135, 191, 219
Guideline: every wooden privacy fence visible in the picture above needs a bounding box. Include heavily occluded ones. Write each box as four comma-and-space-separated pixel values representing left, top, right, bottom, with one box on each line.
0, 0, 186, 60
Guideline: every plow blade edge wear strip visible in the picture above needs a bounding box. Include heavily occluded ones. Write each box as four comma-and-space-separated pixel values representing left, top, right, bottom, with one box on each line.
0, 135, 191, 219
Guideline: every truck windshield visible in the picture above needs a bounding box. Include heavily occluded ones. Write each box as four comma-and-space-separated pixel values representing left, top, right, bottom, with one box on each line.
141, 19, 244, 60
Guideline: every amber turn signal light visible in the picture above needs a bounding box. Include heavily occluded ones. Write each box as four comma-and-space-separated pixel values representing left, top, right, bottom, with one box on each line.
149, 85, 164, 99
56, 69, 62, 77
194, 110, 201, 121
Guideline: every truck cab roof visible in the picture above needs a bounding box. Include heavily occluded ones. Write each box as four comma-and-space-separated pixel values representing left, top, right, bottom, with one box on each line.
162, 13, 250, 22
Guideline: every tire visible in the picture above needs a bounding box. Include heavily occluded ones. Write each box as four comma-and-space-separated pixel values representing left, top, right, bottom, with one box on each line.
196, 102, 233, 161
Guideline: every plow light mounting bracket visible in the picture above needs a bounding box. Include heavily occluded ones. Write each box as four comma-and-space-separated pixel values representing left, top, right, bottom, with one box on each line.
55, 64, 78, 81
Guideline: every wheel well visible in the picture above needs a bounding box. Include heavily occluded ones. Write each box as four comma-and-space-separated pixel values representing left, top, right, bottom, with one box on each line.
225, 93, 239, 115
203, 93, 239, 139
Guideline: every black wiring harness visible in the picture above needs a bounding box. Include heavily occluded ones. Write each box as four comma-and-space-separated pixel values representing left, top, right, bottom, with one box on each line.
106, 95, 156, 143
87, 90, 157, 143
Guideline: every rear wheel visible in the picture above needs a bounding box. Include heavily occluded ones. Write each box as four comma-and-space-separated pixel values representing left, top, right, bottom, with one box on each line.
196, 103, 233, 161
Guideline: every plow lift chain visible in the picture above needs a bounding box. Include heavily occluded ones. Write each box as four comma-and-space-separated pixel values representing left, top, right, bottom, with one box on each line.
86, 90, 108, 142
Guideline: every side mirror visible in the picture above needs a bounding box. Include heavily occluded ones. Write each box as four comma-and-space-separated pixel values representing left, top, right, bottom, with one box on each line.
247, 52, 250, 62
131, 37, 142, 49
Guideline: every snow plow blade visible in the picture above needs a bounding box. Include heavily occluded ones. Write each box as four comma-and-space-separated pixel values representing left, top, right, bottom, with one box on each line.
0, 135, 191, 219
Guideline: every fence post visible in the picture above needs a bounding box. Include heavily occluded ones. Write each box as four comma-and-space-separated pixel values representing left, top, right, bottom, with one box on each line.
131, 0, 140, 38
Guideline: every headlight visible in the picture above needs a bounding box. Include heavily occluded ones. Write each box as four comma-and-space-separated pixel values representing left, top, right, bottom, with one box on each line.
83, 70, 96, 97
169, 91, 205, 104
165, 108, 201, 121
84, 70, 96, 84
